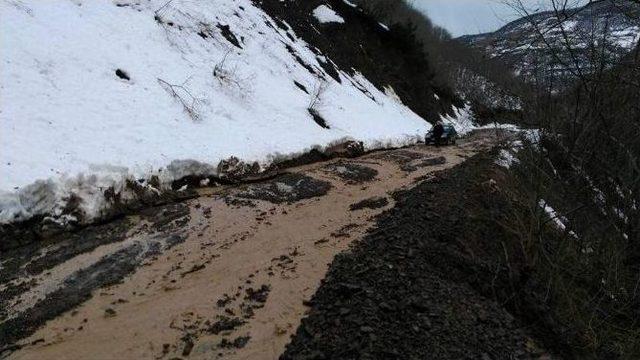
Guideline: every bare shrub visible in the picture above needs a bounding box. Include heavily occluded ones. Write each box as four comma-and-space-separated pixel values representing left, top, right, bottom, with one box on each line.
308, 76, 327, 111
212, 49, 254, 99
307, 76, 329, 129
350, 0, 528, 118
157, 77, 202, 121
496, 0, 640, 356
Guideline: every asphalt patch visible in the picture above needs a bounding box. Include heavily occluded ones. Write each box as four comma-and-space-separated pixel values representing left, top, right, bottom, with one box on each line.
0, 217, 133, 323
1, 242, 145, 352
400, 156, 447, 172
139, 202, 191, 233
235, 173, 331, 204
0, 204, 190, 354
323, 161, 378, 184
372, 150, 425, 166
0, 217, 131, 284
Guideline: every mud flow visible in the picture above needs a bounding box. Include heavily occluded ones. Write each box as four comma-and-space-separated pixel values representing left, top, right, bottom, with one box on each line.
1, 131, 500, 360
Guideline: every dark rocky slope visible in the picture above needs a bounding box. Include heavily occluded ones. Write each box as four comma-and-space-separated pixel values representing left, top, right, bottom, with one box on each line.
282, 152, 567, 359
254, 0, 460, 121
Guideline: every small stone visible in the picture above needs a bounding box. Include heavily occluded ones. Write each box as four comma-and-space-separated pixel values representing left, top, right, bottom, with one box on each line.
104, 308, 117, 317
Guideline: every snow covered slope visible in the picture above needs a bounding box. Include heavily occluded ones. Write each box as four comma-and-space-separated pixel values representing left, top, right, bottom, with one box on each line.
0, 0, 430, 225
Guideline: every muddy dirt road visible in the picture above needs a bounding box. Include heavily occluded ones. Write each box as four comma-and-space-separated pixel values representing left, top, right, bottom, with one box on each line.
1, 132, 501, 359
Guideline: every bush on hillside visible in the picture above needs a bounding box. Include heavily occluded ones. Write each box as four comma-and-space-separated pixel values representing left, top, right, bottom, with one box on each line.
350, 0, 529, 116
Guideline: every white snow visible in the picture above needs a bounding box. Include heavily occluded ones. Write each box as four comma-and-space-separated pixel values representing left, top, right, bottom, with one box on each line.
539, 199, 567, 231
0, 0, 429, 225
342, 0, 358, 8
383, 85, 403, 104
495, 149, 518, 169
440, 104, 476, 135
611, 26, 640, 48
312, 5, 345, 24
439, 104, 542, 170
440, 104, 540, 144
440, 104, 521, 135
539, 199, 578, 238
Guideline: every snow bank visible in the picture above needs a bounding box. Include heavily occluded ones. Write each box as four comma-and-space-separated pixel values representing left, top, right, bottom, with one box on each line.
0, 0, 430, 226
313, 5, 345, 24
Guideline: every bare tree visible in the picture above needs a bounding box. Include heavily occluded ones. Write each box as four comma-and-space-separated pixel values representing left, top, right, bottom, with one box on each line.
501, 0, 640, 356
158, 77, 201, 121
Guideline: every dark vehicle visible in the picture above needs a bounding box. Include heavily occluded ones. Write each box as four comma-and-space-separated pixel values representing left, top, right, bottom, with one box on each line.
425, 124, 458, 145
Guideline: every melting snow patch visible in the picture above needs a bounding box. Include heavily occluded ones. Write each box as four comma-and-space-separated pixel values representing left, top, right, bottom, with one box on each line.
343, 0, 357, 8
383, 85, 402, 104
614, 207, 629, 224
539, 199, 577, 238
440, 104, 476, 135
540, 199, 566, 230
522, 128, 541, 144
313, 5, 345, 24
276, 182, 294, 194
495, 149, 518, 168
440, 103, 537, 141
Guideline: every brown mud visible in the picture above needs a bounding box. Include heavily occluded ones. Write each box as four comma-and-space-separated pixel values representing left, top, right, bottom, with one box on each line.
1, 131, 503, 360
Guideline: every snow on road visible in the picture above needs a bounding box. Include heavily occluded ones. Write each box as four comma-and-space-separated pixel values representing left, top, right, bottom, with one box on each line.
0, 0, 430, 225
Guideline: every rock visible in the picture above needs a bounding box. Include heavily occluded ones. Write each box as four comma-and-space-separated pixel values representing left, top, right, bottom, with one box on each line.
349, 197, 389, 211
217, 156, 261, 182
325, 141, 365, 158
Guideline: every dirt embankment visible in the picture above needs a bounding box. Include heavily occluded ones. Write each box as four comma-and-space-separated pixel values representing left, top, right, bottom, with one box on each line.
1, 131, 501, 360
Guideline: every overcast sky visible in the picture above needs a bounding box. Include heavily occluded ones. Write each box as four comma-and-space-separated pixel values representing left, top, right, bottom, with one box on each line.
414, 0, 589, 37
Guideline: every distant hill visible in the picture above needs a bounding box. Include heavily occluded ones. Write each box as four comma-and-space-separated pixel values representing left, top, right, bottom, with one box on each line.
458, 0, 640, 82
